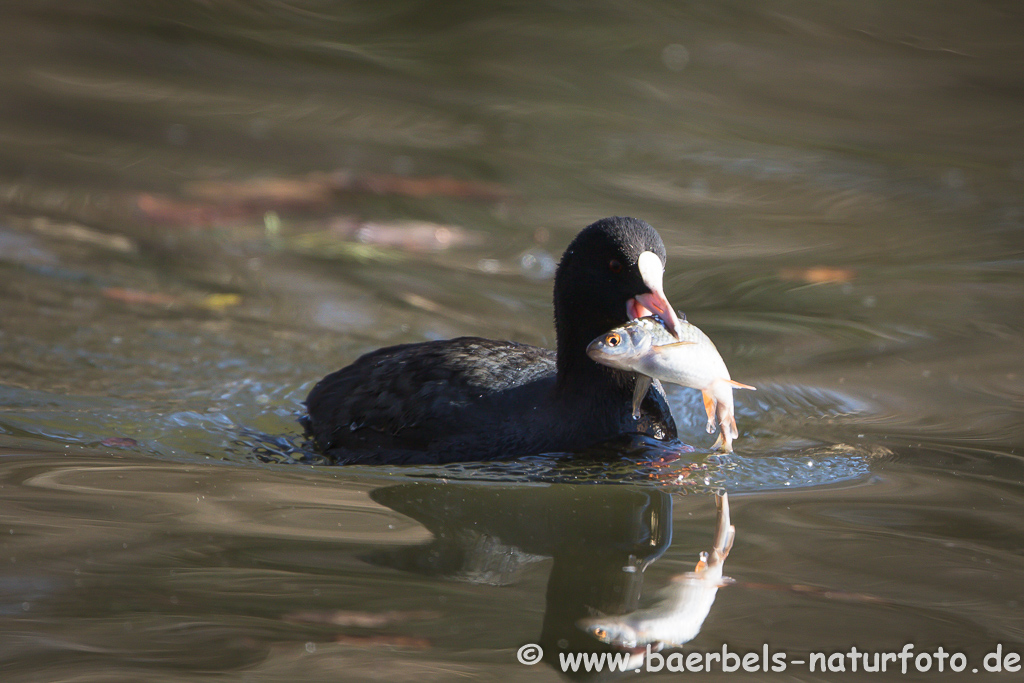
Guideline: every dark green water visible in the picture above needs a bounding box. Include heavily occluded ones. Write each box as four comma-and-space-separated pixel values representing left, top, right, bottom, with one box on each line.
1, 2, 1022, 680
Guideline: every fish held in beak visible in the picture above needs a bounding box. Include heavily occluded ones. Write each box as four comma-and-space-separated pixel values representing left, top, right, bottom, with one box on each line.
627, 251, 682, 339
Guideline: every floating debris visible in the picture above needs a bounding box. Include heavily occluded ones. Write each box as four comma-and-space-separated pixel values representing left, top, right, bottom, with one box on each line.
778, 267, 856, 284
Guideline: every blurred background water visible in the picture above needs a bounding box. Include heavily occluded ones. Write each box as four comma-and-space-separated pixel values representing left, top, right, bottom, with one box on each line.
1, 1, 1022, 680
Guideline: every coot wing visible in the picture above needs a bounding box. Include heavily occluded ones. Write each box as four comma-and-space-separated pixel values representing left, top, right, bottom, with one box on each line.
304, 337, 557, 461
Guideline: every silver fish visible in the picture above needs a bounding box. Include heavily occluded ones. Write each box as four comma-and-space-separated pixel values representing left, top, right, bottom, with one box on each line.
587, 316, 755, 452
578, 493, 735, 652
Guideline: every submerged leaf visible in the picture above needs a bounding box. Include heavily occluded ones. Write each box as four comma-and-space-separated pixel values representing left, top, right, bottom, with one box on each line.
284, 232, 406, 263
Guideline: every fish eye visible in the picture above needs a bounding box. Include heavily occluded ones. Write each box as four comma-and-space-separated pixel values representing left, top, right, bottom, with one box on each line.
593, 628, 608, 639
608, 259, 623, 274
606, 333, 621, 347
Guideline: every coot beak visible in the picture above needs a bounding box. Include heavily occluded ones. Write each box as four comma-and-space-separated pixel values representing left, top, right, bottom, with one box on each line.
628, 251, 682, 339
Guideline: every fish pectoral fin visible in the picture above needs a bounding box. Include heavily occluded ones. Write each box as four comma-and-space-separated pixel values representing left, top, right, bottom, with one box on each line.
652, 341, 697, 351
631, 375, 652, 419
725, 379, 756, 390
701, 390, 717, 433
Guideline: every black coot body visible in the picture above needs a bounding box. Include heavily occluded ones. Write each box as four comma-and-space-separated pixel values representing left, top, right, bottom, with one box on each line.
303, 216, 681, 464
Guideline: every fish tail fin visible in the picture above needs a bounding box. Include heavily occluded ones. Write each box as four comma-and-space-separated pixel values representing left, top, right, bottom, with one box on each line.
724, 412, 739, 440
711, 431, 731, 452
711, 428, 734, 452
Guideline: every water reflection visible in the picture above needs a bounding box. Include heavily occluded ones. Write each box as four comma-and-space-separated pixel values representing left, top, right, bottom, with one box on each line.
578, 493, 733, 658
5, 448, 1024, 681
368, 480, 735, 677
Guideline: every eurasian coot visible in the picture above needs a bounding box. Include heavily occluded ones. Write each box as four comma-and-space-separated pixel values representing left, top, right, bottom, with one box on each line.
303, 216, 682, 464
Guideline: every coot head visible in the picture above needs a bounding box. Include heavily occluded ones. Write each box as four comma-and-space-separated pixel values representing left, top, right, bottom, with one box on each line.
553, 216, 681, 384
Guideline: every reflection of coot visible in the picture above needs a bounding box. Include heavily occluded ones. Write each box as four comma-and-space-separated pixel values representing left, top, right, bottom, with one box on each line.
303, 217, 681, 464
368, 482, 673, 679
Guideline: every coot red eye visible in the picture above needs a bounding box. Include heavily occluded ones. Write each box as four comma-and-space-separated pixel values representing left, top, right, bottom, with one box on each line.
608, 259, 623, 274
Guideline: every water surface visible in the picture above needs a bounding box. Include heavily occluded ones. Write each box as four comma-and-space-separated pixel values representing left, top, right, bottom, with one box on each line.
1, 1, 1022, 680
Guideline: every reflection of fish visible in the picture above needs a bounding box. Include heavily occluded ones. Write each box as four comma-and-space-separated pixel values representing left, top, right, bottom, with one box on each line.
587, 316, 754, 451
578, 493, 735, 652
